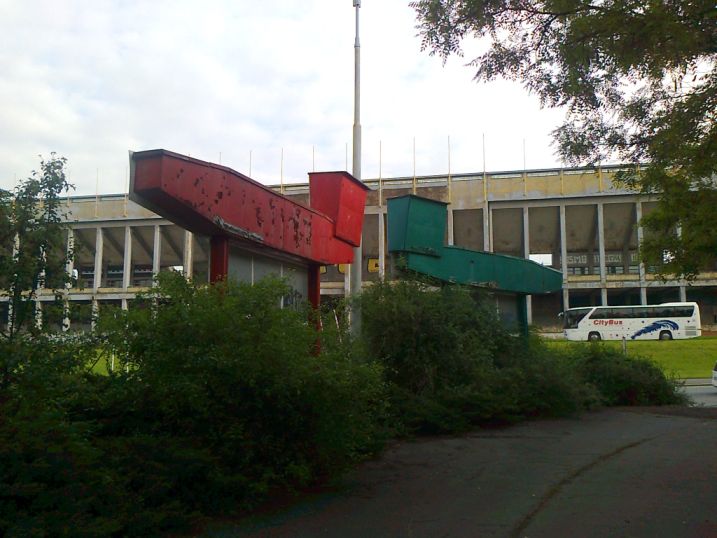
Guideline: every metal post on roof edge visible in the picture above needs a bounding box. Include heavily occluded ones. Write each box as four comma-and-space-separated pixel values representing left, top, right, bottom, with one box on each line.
350, 0, 363, 335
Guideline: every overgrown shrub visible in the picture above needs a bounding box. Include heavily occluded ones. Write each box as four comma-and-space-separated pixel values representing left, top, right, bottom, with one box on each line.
358, 279, 683, 433
359, 279, 508, 394
564, 343, 686, 406
0, 274, 387, 536
95, 274, 386, 517
0, 274, 686, 536
0, 335, 129, 538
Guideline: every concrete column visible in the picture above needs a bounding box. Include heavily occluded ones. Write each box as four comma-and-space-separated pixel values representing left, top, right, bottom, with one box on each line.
152, 225, 162, 284
183, 230, 193, 279
65, 229, 75, 286
522, 207, 530, 258
121, 299, 128, 311
63, 229, 74, 331
344, 265, 351, 297
622, 204, 634, 274
122, 226, 132, 289
92, 227, 104, 332
378, 211, 385, 279
34, 300, 42, 330
7, 234, 19, 334
91, 299, 98, 331
636, 201, 647, 304
447, 205, 454, 246
36, 246, 46, 329
523, 206, 532, 325
597, 203, 607, 305
562, 287, 571, 312
62, 298, 70, 332
560, 205, 570, 310
487, 205, 494, 252
93, 228, 104, 290
483, 204, 491, 252
676, 224, 687, 302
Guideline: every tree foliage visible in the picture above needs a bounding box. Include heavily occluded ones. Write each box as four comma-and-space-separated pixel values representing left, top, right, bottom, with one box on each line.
411, 0, 716, 277
0, 154, 73, 339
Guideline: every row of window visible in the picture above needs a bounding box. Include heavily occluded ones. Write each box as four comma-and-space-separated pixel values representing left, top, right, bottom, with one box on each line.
590, 306, 695, 320
567, 266, 641, 275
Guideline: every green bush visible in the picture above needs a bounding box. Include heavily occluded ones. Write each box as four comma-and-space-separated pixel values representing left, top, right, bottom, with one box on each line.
0, 274, 387, 536
358, 279, 683, 433
565, 343, 686, 406
359, 279, 508, 395
358, 280, 503, 432
0, 274, 686, 536
98, 274, 385, 483
0, 406, 117, 538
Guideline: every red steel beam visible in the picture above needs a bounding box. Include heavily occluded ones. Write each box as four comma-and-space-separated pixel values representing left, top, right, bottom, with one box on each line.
130, 149, 370, 313
130, 150, 368, 268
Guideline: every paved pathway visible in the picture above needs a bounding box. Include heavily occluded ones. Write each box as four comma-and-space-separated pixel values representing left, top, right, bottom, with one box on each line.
207, 408, 717, 538
683, 384, 717, 407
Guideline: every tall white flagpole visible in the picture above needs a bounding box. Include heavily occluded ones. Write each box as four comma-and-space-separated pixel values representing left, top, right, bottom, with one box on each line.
350, 0, 363, 334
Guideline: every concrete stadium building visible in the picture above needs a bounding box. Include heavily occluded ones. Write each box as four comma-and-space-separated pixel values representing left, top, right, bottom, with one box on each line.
5, 163, 717, 331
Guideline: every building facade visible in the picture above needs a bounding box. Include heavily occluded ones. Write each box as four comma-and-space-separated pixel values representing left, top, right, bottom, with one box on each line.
3, 164, 716, 331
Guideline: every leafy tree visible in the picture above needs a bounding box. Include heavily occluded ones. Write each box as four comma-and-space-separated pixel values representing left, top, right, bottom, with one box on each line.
410, 0, 716, 277
0, 154, 73, 341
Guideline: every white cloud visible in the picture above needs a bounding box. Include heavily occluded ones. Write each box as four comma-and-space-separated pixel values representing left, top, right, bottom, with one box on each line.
0, 1, 566, 195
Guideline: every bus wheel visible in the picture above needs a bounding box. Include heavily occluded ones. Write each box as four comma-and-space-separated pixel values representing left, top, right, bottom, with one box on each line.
659, 331, 673, 341
588, 332, 601, 342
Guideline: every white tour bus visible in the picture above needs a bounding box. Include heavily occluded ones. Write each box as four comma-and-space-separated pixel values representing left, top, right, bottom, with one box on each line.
562, 302, 701, 341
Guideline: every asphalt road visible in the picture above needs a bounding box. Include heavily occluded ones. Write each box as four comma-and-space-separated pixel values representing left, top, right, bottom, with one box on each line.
208, 408, 717, 538
683, 384, 717, 407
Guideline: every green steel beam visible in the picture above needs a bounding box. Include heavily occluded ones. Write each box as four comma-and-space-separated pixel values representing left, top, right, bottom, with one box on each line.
387, 195, 563, 295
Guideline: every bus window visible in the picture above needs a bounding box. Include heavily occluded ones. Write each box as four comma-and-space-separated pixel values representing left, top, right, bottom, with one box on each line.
564, 308, 592, 329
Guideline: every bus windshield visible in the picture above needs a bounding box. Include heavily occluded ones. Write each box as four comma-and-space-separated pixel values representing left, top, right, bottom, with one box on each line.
563, 308, 592, 329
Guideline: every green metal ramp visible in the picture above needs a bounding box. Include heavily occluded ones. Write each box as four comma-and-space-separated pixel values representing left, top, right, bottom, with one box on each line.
387, 195, 563, 328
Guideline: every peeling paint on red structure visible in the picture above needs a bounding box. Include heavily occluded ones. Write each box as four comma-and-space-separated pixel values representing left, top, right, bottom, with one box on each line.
129, 149, 369, 308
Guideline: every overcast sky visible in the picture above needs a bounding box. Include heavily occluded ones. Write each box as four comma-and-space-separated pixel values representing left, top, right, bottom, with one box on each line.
0, 1, 568, 196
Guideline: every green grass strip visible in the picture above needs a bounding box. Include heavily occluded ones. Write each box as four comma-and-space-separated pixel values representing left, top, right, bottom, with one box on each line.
547, 336, 717, 379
